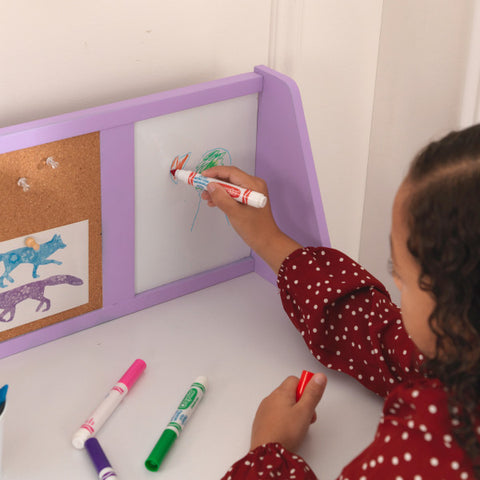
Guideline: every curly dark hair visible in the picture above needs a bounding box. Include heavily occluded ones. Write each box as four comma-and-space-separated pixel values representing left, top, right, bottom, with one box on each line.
405, 124, 480, 476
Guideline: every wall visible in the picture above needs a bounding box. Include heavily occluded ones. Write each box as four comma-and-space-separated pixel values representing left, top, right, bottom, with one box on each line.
0, 0, 271, 125
461, 0, 480, 127
0, 0, 385, 261
1, 1, 478, 294
358, 0, 475, 303
270, 1, 384, 260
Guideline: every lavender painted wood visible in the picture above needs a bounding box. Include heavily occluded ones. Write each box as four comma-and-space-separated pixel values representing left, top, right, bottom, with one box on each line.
0, 73, 263, 155
0, 72, 263, 358
253, 66, 331, 283
0, 258, 254, 358
100, 125, 136, 306
0, 66, 330, 359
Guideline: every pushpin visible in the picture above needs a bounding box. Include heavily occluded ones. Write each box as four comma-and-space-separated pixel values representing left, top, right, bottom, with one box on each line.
17, 177, 30, 192
296, 370, 315, 401
25, 237, 40, 251
46, 156, 59, 169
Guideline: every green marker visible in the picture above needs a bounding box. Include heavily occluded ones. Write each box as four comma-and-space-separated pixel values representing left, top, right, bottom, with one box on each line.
145, 376, 207, 471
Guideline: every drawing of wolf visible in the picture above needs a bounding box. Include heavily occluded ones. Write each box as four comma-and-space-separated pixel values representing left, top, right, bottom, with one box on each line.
0, 274, 83, 322
0, 234, 66, 288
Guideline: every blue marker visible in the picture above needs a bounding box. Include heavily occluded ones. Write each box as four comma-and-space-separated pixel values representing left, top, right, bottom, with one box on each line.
0, 385, 8, 416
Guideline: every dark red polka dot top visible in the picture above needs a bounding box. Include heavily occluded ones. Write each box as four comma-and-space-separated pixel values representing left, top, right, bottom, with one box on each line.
221, 247, 478, 480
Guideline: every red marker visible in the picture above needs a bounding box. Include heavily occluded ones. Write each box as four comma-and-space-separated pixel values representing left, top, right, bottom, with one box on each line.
171, 169, 267, 208
296, 370, 314, 401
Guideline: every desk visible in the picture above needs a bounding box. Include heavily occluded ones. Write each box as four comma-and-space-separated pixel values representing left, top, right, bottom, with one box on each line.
0, 273, 383, 479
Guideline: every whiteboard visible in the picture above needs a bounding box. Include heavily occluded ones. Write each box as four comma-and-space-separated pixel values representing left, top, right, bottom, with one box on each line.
134, 94, 258, 293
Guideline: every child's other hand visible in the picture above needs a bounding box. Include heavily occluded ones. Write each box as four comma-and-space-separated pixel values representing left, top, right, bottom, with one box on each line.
201, 166, 302, 273
250, 373, 327, 453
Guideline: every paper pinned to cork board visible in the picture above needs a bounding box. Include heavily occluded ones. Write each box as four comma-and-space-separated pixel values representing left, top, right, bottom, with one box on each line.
0, 221, 89, 333
0, 132, 102, 342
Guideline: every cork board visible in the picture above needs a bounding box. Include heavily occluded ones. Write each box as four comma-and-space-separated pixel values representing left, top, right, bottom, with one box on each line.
0, 132, 102, 341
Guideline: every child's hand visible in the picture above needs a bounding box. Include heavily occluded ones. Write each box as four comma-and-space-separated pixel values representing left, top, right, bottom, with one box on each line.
250, 373, 327, 453
201, 166, 302, 273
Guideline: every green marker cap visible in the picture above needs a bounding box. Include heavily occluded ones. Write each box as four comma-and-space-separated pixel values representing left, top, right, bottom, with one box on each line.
145, 429, 178, 471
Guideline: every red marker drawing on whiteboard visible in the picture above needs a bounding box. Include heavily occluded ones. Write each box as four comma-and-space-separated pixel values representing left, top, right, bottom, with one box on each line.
171, 169, 267, 209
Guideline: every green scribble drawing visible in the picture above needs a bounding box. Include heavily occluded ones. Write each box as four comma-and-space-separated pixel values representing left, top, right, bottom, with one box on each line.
195, 148, 231, 175
170, 148, 232, 230
190, 148, 232, 229
169, 148, 232, 230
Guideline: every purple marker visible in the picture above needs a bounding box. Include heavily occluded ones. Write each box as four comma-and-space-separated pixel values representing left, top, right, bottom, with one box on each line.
84, 437, 118, 480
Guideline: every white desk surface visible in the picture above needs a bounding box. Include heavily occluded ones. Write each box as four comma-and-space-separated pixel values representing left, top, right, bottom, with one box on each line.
0, 273, 383, 480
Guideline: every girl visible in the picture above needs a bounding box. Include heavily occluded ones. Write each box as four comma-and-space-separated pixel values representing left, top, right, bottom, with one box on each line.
202, 124, 480, 479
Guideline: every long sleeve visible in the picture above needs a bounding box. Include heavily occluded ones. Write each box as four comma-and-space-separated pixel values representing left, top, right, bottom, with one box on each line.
221, 443, 317, 480
221, 247, 477, 479
277, 247, 424, 398
276, 247, 476, 478
337, 377, 477, 479
221, 388, 475, 480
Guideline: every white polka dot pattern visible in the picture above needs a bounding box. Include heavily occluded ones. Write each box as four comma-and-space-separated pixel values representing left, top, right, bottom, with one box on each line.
278, 248, 425, 397
222, 443, 316, 480
221, 248, 477, 480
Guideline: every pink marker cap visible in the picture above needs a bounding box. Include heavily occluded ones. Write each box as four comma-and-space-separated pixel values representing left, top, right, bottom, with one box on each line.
296, 370, 315, 401
118, 359, 146, 390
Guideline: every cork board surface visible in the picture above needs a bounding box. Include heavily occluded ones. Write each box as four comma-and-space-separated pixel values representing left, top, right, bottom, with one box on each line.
0, 132, 102, 341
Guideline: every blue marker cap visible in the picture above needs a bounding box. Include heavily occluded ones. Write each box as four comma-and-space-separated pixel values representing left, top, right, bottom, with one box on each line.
0, 384, 8, 416
0, 385, 8, 405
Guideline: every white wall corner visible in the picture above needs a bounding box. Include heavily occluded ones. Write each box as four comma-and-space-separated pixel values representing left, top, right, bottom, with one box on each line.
268, 1, 384, 261
460, 0, 480, 126
268, 0, 305, 75
359, 1, 475, 305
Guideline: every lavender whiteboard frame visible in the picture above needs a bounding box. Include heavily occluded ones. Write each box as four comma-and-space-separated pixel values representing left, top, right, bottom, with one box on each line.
0, 65, 330, 358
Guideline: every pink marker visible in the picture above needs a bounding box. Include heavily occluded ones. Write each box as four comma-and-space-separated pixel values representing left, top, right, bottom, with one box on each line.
72, 359, 146, 449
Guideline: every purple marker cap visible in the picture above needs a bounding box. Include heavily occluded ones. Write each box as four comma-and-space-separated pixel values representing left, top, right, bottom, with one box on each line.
85, 437, 118, 479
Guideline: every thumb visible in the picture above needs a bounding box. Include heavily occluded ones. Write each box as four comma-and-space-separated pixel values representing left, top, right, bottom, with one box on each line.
298, 373, 327, 412
206, 182, 238, 214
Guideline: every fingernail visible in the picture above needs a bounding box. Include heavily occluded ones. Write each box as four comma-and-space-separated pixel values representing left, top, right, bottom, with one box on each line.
313, 374, 326, 387
207, 183, 216, 193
